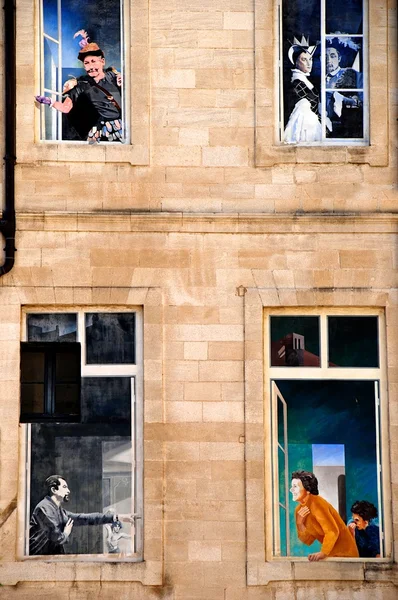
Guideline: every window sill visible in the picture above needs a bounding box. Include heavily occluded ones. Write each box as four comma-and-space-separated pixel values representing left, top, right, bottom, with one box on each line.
247, 559, 397, 586
0, 559, 162, 586
18, 141, 149, 166
254, 138, 388, 168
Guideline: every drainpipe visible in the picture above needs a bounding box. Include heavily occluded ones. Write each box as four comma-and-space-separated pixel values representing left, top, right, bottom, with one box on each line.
0, 0, 16, 276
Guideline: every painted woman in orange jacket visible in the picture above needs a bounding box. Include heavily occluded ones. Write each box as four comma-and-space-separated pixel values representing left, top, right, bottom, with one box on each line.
291, 470, 359, 561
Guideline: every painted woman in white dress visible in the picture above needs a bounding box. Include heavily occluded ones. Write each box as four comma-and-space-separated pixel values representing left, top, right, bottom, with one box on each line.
284, 39, 321, 144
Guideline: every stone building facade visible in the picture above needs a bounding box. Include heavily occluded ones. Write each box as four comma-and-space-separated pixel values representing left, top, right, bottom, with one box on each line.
0, 1, 397, 599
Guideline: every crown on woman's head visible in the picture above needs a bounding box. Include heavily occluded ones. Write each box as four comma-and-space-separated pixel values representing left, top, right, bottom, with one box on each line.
288, 35, 318, 64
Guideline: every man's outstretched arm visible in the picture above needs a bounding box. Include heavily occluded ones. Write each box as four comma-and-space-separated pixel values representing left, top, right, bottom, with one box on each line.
35, 96, 73, 114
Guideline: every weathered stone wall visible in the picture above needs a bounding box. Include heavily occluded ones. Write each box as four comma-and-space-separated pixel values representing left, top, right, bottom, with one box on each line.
0, 0, 397, 598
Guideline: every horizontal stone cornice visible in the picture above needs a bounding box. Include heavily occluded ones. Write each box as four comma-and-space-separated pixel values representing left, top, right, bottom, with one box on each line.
15, 211, 398, 234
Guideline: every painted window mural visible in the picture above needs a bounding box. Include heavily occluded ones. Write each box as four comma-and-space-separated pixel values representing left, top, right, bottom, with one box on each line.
269, 312, 385, 560
36, 0, 126, 143
281, 0, 367, 144
21, 311, 143, 558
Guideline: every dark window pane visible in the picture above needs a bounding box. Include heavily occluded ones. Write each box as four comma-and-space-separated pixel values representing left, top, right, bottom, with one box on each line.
20, 342, 81, 422
326, 0, 363, 34
55, 351, 79, 381
271, 316, 320, 367
27, 314, 77, 342
85, 313, 136, 364
21, 352, 45, 382
21, 384, 45, 414
55, 384, 80, 415
81, 377, 131, 424
326, 91, 363, 139
328, 316, 379, 367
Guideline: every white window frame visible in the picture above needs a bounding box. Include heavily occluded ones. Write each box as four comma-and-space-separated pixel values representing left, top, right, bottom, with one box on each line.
265, 307, 392, 562
38, 0, 130, 144
18, 307, 143, 562
278, 0, 369, 146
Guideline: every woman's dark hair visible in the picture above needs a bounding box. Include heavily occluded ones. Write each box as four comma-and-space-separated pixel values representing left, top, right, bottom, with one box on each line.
45, 474, 64, 496
291, 470, 319, 495
351, 500, 378, 521
292, 48, 309, 67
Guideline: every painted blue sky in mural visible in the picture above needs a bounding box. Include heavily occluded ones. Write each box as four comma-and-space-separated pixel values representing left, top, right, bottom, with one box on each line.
312, 444, 345, 467
43, 0, 122, 73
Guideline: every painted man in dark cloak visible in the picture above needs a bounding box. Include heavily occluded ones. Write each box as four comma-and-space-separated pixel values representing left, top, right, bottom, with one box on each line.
29, 474, 133, 555
35, 31, 123, 144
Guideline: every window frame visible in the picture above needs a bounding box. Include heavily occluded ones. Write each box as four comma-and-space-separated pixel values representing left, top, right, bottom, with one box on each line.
38, 0, 130, 145
254, 0, 389, 166
265, 308, 390, 562
243, 292, 394, 586
19, 307, 144, 563
278, 0, 369, 146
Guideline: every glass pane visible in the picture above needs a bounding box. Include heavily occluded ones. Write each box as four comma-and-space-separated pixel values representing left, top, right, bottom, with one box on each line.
21, 384, 45, 414
328, 316, 379, 367
27, 314, 77, 342
81, 377, 131, 424
326, 91, 363, 138
274, 379, 380, 558
277, 399, 285, 448
279, 505, 288, 557
282, 0, 321, 143
326, 38, 363, 89
21, 352, 45, 382
278, 446, 287, 507
102, 441, 133, 554
43, 37, 59, 93
29, 422, 132, 556
270, 316, 320, 367
55, 351, 79, 381
42, 0, 59, 40
85, 313, 136, 364
326, 0, 363, 35
55, 384, 80, 415
41, 0, 126, 143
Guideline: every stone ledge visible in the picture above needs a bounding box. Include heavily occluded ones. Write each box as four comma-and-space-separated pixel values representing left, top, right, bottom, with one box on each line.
247, 560, 398, 586
0, 559, 163, 586
14, 212, 398, 235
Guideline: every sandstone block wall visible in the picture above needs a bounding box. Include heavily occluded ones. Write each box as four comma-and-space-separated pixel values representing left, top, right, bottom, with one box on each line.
0, 0, 397, 599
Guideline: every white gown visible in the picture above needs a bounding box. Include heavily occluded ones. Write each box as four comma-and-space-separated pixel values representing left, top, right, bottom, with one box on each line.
284, 71, 322, 144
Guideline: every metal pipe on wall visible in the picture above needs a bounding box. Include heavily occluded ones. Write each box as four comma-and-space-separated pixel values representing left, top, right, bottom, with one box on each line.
0, 0, 16, 276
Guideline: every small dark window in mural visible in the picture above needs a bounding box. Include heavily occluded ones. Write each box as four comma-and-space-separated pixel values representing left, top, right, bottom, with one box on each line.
272, 380, 383, 559
27, 313, 77, 342
85, 313, 136, 365
36, 0, 125, 144
328, 316, 379, 367
20, 343, 81, 422
281, 0, 366, 144
270, 316, 320, 367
